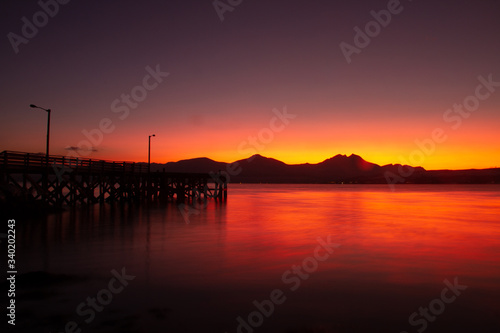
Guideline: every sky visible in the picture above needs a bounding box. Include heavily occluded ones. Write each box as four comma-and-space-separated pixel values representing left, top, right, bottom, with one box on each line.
1, 0, 499, 170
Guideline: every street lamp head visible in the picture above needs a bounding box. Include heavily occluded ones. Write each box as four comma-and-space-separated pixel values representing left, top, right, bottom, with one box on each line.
30, 104, 51, 161
152, 134, 155, 137
30, 104, 50, 112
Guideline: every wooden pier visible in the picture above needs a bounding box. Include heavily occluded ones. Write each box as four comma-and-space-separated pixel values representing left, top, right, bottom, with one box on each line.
0, 151, 227, 209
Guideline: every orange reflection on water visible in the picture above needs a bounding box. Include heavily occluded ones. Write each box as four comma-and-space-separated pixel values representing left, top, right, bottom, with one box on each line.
222, 185, 500, 289
16, 184, 500, 332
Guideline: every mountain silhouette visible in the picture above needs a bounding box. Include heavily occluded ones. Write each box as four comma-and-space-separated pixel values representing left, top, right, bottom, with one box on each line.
148, 153, 500, 184
162, 157, 226, 174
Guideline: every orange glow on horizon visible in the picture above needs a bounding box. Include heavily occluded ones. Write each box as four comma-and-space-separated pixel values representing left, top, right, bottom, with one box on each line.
10, 105, 500, 171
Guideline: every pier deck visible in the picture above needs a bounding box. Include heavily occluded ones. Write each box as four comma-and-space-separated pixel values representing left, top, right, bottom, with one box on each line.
0, 151, 227, 208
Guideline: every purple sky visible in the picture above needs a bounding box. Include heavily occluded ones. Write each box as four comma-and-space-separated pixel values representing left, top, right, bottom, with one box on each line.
1, 0, 499, 169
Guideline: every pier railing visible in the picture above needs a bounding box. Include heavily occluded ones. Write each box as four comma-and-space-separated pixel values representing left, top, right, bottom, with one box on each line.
0, 150, 227, 208
1, 150, 151, 174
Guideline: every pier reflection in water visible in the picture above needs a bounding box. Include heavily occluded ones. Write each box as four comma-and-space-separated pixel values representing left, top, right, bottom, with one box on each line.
14, 184, 500, 333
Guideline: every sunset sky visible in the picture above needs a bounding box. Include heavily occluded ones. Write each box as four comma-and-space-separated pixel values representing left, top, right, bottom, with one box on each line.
1, 0, 499, 170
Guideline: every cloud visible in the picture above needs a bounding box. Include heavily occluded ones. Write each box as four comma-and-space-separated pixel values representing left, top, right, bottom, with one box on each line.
65, 146, 98, 152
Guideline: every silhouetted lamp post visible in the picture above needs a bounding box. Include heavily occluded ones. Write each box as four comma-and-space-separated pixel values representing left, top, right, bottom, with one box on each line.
148, 134, 155, 172
30, 104, 51, 166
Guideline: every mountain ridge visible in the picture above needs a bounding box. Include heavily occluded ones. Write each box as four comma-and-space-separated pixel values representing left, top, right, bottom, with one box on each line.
148, 154, 500, 184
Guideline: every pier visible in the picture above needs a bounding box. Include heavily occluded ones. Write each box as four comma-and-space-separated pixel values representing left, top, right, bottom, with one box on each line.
0, 151, 227, 209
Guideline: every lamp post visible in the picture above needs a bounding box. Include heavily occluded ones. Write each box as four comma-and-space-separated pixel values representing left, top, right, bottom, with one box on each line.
148, 134, 155, 172
30, 104, 51, 166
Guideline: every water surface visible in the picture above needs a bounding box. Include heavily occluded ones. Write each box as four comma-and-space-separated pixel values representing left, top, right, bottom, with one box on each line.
13, 184, 500, 332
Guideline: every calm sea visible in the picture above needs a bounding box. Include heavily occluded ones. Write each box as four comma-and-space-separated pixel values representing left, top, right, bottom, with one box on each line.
12, 184, 500, 333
